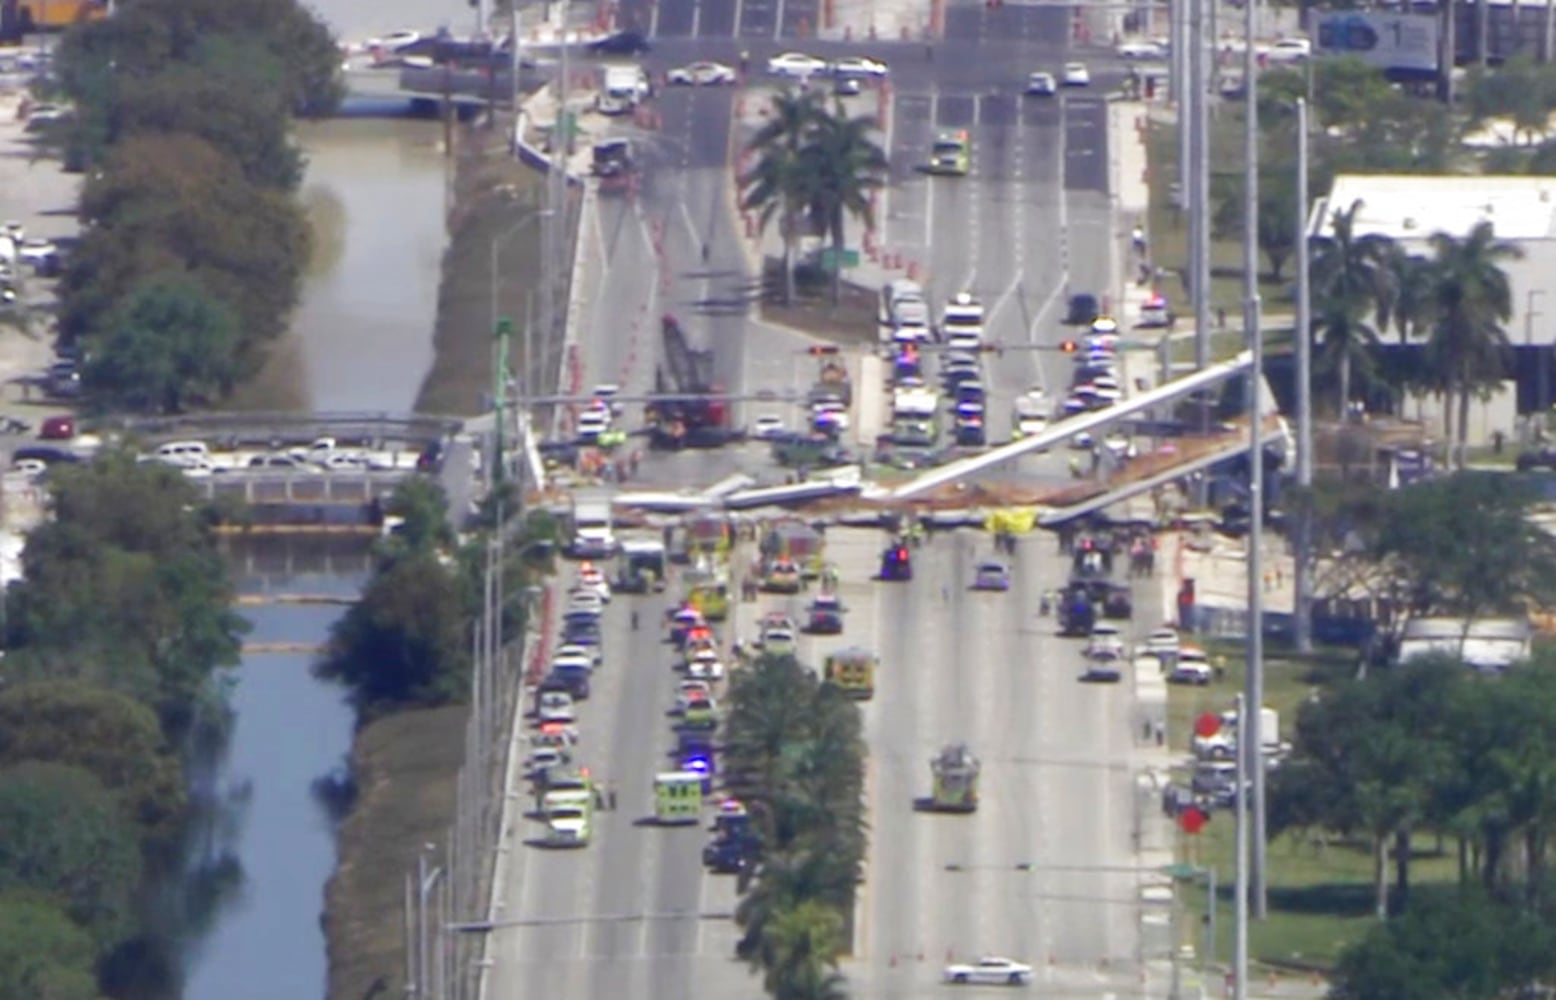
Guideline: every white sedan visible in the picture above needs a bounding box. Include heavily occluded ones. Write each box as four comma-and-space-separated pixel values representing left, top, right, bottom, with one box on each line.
1116, 38, 1165, 59
1062, 62, 1091, 86
1025, 71, 1057, 96
830, 55, 888, 78
687, 649, 726, 681
751, 414, 787, 439
667, 60, 737, 86
767, 51, 829, 78
944, 956, 1034, 986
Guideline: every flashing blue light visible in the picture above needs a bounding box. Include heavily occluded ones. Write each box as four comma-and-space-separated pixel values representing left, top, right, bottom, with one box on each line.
683, 757, 711, 773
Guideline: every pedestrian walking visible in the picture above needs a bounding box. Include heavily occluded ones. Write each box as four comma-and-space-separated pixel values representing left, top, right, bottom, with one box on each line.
608, 784, 618, 811
631, 609, 640, 630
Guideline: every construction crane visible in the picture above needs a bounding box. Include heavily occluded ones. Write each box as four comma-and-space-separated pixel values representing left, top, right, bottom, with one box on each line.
647, 315, 732, 450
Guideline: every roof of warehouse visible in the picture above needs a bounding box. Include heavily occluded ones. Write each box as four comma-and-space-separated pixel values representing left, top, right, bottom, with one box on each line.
1316, 174, 1556, 242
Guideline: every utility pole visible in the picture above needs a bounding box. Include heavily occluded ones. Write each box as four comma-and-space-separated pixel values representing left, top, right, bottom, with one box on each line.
1174, 0, 1191, 212
540, 0, 571, 416
1189, 0, 1210, 374
1241, 0, 1268, 920
1232, 693, 1250, 1000
1293, 97, 1314, 654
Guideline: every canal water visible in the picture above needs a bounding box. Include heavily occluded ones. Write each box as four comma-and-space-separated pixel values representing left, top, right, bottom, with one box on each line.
179, 0, 461, 992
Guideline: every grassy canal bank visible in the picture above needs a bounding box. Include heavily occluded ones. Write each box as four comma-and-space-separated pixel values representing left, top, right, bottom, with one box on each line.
322, 122, 546, 1000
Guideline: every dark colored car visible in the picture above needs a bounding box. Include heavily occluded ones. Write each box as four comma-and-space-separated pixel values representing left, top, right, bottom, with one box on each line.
954, 421, 986, 447
1517, 448, 1556, 472
805, 610, 844, 635
587, 30, 651, 55
880, 543, 913, 581
703, 835, 756, 874
13, 446, 81, 466
1065, 293, 1100, 326
543, 666, 591, 700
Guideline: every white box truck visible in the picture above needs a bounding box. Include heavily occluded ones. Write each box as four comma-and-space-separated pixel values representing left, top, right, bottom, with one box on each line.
568, 491, 617, 558
597, 65, 651, 115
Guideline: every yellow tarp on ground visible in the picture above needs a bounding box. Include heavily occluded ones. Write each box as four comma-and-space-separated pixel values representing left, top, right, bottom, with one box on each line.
983, 509, 1037, 535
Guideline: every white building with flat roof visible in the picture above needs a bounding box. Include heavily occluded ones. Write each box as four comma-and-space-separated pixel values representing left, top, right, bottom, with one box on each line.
1312, 174, 1556, 347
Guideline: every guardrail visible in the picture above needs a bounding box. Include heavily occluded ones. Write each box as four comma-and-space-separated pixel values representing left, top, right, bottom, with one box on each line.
109, 411, 464, 447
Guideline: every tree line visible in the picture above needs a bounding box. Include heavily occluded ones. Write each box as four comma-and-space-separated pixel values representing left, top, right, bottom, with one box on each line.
740, 89, 889, 306
1266, 472, 1556, 999
724, 653, 867, 1000
0, 456, 248, 998
48, 0, 341, 413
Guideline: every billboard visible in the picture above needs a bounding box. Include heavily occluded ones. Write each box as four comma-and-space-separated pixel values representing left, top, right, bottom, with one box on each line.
1316, 11, 1440, 74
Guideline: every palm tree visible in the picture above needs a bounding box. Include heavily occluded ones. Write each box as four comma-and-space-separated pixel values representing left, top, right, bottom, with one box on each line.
1420, 220, 1522, 466
1314, 298, 1381, 419
801, 104, 888, 304
742, 90, 824, 305
735, 843, 858, 963
1310, 200, 1395, 418
760, 899, 849, 1000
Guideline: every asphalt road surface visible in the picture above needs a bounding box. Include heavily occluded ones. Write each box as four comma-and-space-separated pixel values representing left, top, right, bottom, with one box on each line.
487, 9, 1158, 997
799, 528, 1150, 997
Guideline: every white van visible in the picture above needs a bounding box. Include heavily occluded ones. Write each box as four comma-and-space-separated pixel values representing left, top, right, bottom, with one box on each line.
598, 65, 651, 115
940, 291, 985, 349
154, 440, 212, 469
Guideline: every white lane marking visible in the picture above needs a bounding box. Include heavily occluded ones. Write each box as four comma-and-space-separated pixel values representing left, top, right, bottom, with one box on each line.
691, 0, 701, 37
987, 273, 1022, 332
649, 0, 660, 37
731, 0, 744, 35
773, 0, 785, 38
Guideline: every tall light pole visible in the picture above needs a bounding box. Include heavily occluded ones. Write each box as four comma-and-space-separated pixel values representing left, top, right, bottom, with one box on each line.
1240, 0, 1269, 920
1190, 0, 1210, 374
1293, 97, 1314, 654
1174, 0, 1191, 212
1232, 692, 1250, 1000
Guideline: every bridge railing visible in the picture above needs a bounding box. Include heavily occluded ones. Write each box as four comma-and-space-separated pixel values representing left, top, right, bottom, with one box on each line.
106, 411, 465, 447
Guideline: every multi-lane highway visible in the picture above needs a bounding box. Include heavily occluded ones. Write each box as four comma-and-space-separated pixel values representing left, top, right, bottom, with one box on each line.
487, 3, 1162, 996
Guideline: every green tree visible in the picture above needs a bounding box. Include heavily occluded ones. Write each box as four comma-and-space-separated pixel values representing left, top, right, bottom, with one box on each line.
1330, 890, 1556, 1000
109, 53, 304, 191
1313, 296, 1379, 418
760, 900, 849, 1000
316, 552, 472, 714
63, 132, 308, 351
1310, 199, 1393, 414
743, 89, 824, 305
0, 892, 105, 1000
1367, 473, 1556, 618
801, 104, 888, 304
85, 273, 240, 413
1420, 221, 1521, 467
5, 454, 246, 733
0, 762, 142, 945
1271, 658, 1461, 917
381, 477, 456, 558
0, 681, 185, 840
735, 845, 858, 966
56, 0, 342, 121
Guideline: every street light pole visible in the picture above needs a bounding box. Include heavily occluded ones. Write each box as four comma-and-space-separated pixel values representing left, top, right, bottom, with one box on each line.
1241, 0, 1269, 920
1190, 0, 1210, 374
1233, 693, 1249, 1000
1174, 0, 1190, 212
1293, 97, 1314, 654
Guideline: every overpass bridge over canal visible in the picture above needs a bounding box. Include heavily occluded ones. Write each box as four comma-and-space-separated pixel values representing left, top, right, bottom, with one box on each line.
114, 411, 486, 533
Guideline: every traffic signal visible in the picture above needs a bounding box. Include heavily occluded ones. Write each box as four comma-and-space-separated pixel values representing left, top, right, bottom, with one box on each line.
808, 345, 839, 356
1060, 340, 1078, 354
896, 547, 908, 561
